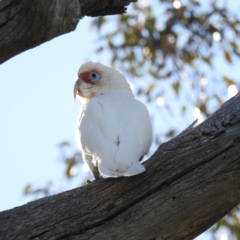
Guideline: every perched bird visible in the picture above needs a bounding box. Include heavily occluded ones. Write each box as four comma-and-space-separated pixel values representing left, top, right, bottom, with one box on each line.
73, 61, 152, 180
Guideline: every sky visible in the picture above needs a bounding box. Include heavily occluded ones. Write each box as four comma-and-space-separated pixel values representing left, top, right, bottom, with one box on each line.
0, 17, 96, 210
0, 1, 239, 239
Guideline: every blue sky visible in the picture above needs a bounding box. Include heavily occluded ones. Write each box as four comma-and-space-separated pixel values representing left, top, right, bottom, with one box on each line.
1, 2, 240, 239
0, 17, 96, 210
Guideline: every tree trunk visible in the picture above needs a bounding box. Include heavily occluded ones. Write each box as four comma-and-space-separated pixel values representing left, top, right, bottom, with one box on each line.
1, 92, 240, 239
0, 0, 136, 64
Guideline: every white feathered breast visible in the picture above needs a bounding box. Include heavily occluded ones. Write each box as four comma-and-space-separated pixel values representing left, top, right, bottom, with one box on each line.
76, 90, 152, 177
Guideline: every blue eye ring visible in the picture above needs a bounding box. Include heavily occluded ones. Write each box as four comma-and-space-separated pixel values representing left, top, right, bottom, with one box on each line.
89, 71, 101, 83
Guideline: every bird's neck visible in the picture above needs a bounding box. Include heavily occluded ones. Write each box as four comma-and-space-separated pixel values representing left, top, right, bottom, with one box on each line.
99, 87, 133, 96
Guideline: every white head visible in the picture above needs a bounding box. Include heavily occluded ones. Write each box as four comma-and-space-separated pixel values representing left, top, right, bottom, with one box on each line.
73, 61, 132, 101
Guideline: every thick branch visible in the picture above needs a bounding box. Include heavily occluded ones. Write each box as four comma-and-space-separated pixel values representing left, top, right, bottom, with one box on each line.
0, 0, 136, 64
1, 93, 240, 239
80, 0, 137, 17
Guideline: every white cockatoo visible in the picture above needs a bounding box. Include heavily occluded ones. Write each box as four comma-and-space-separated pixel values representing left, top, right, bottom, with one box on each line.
73, 61, 152, 180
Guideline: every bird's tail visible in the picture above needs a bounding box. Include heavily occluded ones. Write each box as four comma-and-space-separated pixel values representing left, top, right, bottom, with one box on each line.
123, 163, 145, 176
99, 162, 145, 177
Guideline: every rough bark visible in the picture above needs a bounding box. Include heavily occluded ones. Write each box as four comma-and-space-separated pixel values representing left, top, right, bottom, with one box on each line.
0, 0, 136, 64
1, 92, 240, 240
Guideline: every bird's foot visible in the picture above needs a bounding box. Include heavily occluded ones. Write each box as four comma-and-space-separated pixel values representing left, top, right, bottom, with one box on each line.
86, 176, 103, 184
86, 179, 95, 184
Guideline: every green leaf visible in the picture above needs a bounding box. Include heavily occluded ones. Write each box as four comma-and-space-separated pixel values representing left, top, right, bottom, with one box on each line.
91, 17, 107, 30
230, 41, 238, 51
214, 94, 223, 105
33, 189, 43, 194
199, 102, 207, 114
224, 50, 232, 63
223, 76, 235, 86
172, 82, 180, 95
146, 84, 155, 95
181, 105, 187, 113
202, 57, 212, 66
23, 184, 31, 195
121, 15, 129, 22
165, 129, 176, 138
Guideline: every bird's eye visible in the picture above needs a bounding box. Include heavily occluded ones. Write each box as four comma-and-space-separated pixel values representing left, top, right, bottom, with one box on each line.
89, 72, 101, 82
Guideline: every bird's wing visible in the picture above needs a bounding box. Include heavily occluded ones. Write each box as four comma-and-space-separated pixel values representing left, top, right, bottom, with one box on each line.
76, 97, 120, 171
112, 97, 152, 175
76, 92, 152, 177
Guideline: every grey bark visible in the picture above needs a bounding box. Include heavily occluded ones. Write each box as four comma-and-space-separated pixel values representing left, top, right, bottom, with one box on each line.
1, 92, 240, 239
0, 0, 136, 64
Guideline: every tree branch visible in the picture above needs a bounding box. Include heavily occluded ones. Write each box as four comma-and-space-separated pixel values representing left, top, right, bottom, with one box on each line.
1, 93, 240, 239
80, 0, 137, 17
0, 0, 136, 64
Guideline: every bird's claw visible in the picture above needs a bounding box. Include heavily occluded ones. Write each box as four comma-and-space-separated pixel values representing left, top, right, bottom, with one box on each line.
86, 176, 103, 184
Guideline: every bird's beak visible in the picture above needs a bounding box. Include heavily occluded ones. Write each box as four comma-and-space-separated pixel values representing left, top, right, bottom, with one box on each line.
73, 79, 80, 102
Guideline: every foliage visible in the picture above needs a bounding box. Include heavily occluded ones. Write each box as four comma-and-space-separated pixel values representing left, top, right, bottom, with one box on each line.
93, 0, 240, 124
91, 1, 240, 238
24, 0, 240, 239
210, 206, 240, 239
